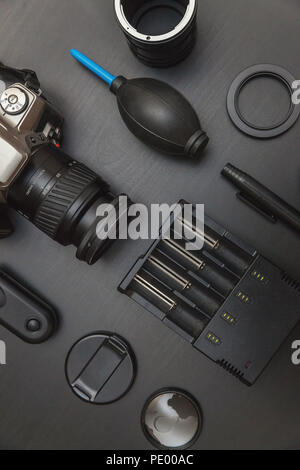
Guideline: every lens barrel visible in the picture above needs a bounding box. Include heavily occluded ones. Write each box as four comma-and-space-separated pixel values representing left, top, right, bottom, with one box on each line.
115, 0, 198, 68
8, 144, 128, 265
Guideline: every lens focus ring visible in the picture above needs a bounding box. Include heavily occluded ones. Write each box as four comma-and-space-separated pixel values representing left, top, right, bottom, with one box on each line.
33, 163, 99, 239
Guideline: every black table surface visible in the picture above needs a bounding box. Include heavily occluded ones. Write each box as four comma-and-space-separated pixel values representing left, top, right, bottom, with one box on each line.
1, 0, 300, 450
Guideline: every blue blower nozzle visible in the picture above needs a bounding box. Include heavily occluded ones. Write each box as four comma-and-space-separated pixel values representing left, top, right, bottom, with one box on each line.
70, 50, 209, 159
70, 49, 116, 86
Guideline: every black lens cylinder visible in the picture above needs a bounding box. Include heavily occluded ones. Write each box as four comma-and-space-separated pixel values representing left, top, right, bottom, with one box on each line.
115, 0, 198, 67
8, 144, 128, 265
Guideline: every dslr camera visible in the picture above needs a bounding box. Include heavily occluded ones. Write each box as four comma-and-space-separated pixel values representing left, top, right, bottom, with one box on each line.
0, 62, 128, 264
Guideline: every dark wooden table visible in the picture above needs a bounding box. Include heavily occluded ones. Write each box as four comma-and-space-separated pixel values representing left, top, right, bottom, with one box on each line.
1, 0, 300, 450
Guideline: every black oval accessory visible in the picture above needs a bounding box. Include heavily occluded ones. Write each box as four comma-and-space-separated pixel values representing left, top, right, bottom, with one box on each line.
227, 64, 300, 138
71, 49, 209, 160
65, 333, 136, 404
141, 389, 202, 449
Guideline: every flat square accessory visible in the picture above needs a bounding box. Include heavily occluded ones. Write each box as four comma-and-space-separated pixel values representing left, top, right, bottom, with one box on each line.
119, 204, 300, 385
227, 64, 300, 138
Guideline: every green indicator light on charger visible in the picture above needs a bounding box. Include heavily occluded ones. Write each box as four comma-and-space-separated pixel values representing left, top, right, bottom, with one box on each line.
206, 332, 221, 345
222, 312, 236, 325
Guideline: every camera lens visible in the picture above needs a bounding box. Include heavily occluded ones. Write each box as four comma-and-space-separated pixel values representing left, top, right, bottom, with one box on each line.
115, 0, 198, 67
7, 144, 129, 265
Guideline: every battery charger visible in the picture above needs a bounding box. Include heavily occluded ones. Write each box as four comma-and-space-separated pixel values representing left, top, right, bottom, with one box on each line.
119, 202, 300, 385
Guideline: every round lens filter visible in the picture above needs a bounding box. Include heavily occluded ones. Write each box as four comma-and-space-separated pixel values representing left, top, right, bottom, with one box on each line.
141, 389, 202, 449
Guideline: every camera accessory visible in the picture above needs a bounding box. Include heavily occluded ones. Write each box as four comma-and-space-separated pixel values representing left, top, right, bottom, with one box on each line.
175, 217, 251, 276
141, 389, 202, 450
227, 64, 300, 138
144, 252, 223, 317
114, 0, 198, 68
65, 333, 136, 404
159, 237, 237, 297
222, 163, 300, 233
0, 61, 130, 265
70, 50, 209, 159
0, 205, 13, 238
119, 202, 300, 385
132, 270, 209, 338
0, 270, 57, 343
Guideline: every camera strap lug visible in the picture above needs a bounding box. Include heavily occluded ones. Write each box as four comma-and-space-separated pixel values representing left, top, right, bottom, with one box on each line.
0, 62, 41, 92
26, 133, 49, 152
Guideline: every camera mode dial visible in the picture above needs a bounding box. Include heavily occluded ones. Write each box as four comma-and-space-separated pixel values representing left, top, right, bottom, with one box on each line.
0, 87, 28, 115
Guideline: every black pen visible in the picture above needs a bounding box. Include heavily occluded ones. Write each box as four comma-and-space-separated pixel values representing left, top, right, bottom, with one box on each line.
222, 163, 300, 233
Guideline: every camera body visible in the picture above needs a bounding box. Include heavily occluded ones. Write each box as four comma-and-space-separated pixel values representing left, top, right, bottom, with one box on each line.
0, 81, 63, 200
0, 64, 128, 264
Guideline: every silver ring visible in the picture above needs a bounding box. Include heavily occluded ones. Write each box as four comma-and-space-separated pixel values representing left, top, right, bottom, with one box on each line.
115, 0, 196, 43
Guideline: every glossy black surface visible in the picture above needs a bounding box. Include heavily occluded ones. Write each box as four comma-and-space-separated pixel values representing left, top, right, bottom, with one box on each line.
0, 0, 300, 450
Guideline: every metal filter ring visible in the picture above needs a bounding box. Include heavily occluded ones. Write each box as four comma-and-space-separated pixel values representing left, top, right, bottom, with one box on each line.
141, 389, 202, 449
115, 0, 198, 67
227, 64, 300, 139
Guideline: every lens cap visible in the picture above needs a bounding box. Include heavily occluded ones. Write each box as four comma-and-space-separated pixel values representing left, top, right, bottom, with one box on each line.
65, 333, 136, 404
141, 389, 202, 449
